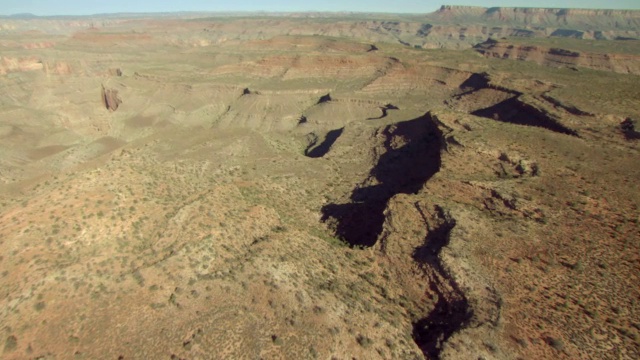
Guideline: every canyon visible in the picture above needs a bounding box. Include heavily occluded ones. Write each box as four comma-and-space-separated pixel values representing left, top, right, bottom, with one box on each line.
0, 5, 639, 360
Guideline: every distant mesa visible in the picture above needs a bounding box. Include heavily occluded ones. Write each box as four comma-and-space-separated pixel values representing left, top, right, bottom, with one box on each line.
8, 13, 38, 19
101, 85, 122, 112
437, 4, 640, 18
317, 93, 332, 104
433, 5, 640, 35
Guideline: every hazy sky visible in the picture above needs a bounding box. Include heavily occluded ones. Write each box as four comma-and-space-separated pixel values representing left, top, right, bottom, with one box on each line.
1, 0, 639, 16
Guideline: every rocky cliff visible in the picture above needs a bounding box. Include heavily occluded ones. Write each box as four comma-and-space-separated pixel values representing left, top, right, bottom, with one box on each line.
101, 85, 122, 111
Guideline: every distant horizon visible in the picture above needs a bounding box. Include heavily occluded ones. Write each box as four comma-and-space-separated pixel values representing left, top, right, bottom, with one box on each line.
1, 1, 639, 17
6, 6, 640, 17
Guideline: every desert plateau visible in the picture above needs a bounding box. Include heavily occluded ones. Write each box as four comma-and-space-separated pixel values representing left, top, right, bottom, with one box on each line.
0, 3, 639, 360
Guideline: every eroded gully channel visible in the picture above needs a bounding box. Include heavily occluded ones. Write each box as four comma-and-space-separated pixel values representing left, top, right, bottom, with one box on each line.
318, 112, 471, 358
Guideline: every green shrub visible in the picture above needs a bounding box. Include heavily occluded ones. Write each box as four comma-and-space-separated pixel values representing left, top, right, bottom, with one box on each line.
4, 335, 17, 352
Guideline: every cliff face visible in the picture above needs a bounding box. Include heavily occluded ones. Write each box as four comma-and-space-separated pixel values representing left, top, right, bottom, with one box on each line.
475, 39, 640, 75
436, 5, 487, 18
482, 6, 640, 18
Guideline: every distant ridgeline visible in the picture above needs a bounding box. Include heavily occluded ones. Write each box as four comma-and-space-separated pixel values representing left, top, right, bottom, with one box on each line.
1, 5, 639, 48
433, 5, 640, 30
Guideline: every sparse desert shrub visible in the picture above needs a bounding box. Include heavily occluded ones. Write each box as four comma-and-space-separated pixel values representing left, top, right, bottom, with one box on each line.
385, 338, 396, 350
132, 270, 145, 287
4, 335, 17, 352
356, 334, 373, 348
515, 337, 528, 347
484, 341, 497, 352
546, 337, 564, 351
271, 335, 283, 346
572, 260, 584, 272
616, 327, 638, 341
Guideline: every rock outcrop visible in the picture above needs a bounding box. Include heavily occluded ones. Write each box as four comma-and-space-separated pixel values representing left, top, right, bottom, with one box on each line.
0, 56, 43, 75
621, 117, 640, 139
44, 61, 72, 75
101, 85, 122, 111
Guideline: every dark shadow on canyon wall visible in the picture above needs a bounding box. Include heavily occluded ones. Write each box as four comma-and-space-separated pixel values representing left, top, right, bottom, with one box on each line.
305, 128, 344, 158
367, 104, 399, 120
472, 97, 579, 136
321, 112, 443, 247
411, 206, 472, 358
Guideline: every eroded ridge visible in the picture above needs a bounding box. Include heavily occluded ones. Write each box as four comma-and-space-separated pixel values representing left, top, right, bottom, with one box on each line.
452, 72, 580, 136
